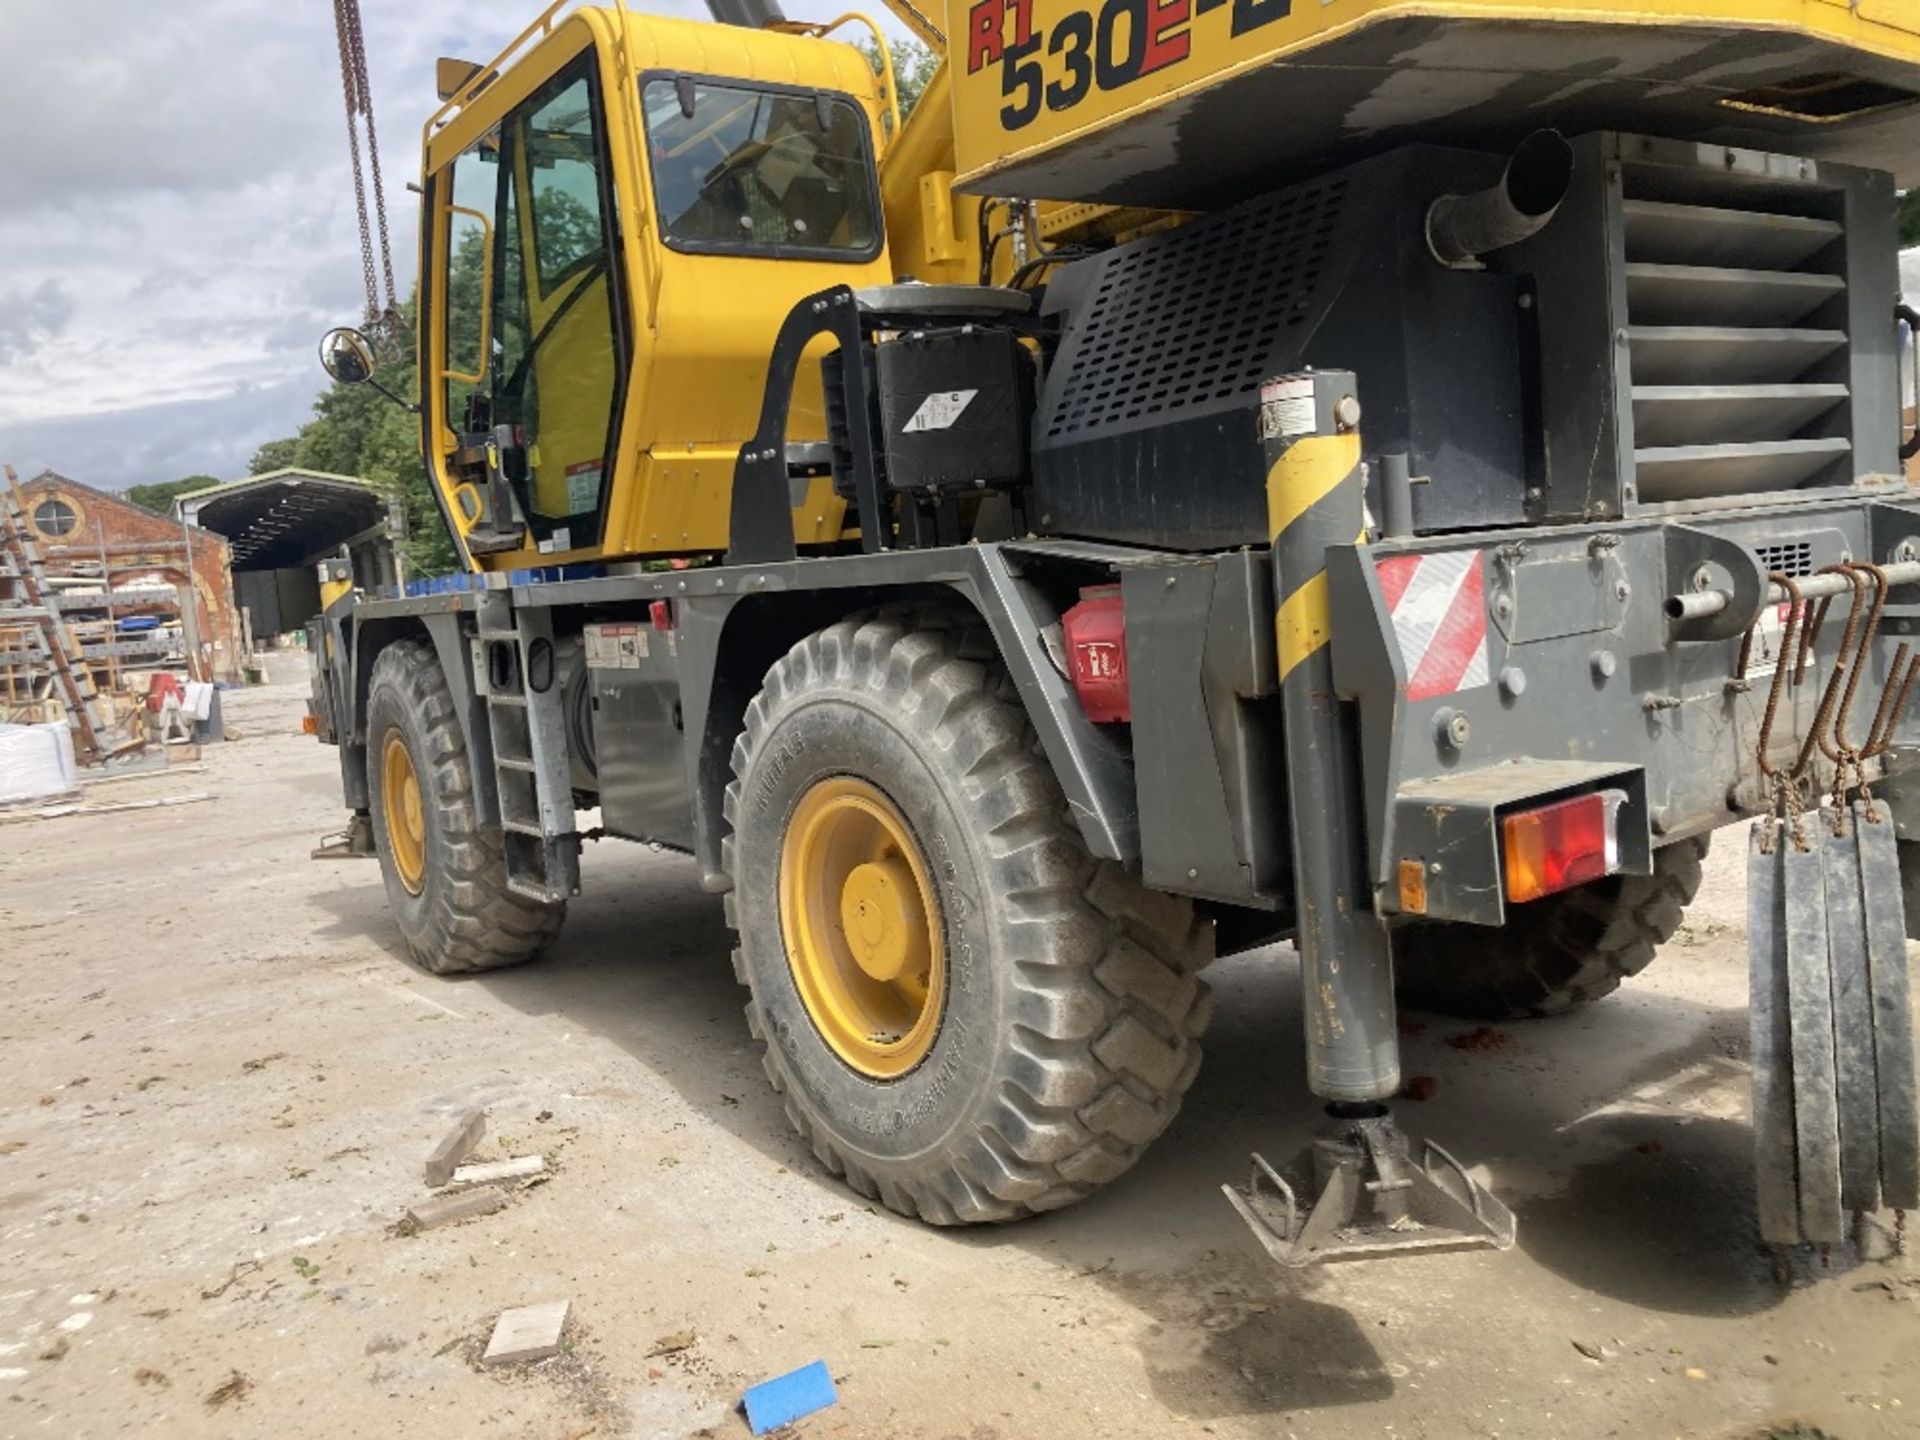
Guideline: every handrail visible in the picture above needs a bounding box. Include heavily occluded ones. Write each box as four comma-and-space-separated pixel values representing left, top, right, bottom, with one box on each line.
807, 13, 902, 155
876, 0, 943, 53
609, 0, 663, 328
425, 0, 578, 137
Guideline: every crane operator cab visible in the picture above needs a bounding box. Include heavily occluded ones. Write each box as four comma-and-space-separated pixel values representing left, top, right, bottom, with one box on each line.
415, 9, 895, 572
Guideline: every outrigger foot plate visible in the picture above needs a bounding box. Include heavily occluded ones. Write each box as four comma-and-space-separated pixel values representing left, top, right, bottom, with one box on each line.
1224, 1106, 1517, 1267
311, 812, 377, 861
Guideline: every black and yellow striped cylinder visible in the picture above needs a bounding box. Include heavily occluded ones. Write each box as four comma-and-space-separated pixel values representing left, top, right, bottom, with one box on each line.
1261, 371, 1400, 1105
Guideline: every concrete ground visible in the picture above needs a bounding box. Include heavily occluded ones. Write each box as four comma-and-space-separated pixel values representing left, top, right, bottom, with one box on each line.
2, 660, 1917, 1440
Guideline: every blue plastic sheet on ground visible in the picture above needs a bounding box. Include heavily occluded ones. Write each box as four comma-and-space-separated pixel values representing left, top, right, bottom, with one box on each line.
742, 1359, 837, 1434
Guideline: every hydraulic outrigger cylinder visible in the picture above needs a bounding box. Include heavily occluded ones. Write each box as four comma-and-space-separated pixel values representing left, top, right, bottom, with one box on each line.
1223, 371, 1517, 1266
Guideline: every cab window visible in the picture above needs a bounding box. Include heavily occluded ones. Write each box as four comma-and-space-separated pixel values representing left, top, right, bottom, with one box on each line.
441, 144, 498, 424
641, 78, 880, 260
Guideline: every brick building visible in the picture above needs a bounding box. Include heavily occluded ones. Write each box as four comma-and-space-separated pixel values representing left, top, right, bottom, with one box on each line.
12, 470, 242, 682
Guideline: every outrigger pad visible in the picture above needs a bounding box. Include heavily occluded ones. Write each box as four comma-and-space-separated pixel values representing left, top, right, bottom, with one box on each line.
1748, 806, 1920, 1249
1224, 1109, 1516, 1267
311, 812, 377, 862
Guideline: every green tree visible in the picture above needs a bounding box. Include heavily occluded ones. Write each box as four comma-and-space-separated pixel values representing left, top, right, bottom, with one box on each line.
248, 437, 300, 475
1901, 190, 1920, 248
859, 36, 938, 119
253, 184, 601, 580
250, 298, 460, 577
126, 475, 219, 517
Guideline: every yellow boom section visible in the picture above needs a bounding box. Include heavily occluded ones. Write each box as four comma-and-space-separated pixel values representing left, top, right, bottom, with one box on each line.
946, 0, 1920, 207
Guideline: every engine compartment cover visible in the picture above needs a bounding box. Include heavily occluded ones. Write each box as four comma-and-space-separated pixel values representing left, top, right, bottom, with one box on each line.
948, 1, 1920, 207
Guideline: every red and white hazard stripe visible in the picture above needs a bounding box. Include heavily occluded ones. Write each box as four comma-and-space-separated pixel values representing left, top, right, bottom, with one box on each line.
1375, 551, 1491, 702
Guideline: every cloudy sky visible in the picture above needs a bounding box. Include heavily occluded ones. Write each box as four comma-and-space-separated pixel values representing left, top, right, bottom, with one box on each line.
0, 0, 897, 493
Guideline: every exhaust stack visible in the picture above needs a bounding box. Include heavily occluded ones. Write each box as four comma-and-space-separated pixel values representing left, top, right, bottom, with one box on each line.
1426, 130, 1575, 268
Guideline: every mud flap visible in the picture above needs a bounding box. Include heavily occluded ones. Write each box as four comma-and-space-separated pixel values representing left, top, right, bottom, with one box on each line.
1748, 804, 1920, 1248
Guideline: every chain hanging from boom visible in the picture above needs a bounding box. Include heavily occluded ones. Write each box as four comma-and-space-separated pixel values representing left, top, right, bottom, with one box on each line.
332, 0, 402, 360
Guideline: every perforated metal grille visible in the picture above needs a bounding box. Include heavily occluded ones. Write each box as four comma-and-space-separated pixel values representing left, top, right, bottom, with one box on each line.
1753, 540, 1814, 577
1044, 178, 1348, 438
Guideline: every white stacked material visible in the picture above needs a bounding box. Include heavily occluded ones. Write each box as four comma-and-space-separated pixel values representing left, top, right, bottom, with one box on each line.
0, 723, 79, 806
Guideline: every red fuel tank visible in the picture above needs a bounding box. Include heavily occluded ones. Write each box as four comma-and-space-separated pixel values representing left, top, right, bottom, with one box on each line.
1061, 585, 1130, 724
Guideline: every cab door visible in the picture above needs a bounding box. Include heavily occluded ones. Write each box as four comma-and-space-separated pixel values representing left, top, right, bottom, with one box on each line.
490, 55, 627, 555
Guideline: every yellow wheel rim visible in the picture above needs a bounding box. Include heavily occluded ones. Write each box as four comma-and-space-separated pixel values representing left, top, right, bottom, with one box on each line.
381, 730, 427, 896
778, 777, 945, 1079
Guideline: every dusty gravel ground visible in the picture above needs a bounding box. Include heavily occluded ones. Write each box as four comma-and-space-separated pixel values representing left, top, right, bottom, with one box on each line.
3, 659, 1919, 1440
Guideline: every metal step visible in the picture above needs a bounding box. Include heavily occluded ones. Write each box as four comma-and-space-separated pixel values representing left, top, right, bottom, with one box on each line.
1621, 199, 1842, 270
1631, 383, 1851, 448
1625, 264, 1846, 328
1627, 327, 1847, 387
475, 591, 579, 901
1634, 437, 1853, 503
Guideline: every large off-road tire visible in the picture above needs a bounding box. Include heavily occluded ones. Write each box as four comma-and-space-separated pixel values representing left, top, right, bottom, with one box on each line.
365, 639, 565, 975
1393, 835, 1710, 1020
723, 608, 1214, 1224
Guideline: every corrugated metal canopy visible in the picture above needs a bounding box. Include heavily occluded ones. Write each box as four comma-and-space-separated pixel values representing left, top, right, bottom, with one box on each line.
176, 469, 389, 572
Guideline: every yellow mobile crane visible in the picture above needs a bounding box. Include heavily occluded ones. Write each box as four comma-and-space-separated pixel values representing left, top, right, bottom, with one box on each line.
312, 0, 1920, 1265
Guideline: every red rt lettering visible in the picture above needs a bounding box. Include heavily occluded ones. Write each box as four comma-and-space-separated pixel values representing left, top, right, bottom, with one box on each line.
1141, 0, 1192, 75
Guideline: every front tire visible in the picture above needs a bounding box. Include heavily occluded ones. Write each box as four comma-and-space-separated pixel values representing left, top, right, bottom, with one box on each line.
724, 609, 1213, 1224
365, 639, 564, 975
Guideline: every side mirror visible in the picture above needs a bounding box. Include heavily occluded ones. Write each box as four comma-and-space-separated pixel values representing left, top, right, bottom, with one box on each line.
319, 327, 376, 386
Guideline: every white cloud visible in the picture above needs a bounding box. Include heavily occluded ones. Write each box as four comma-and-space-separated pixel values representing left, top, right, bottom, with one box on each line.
0, 0, 899, 491
0, 279, 75, 365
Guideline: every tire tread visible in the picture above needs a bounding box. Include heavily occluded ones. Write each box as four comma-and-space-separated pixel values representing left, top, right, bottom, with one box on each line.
722, 607, 1212, 1224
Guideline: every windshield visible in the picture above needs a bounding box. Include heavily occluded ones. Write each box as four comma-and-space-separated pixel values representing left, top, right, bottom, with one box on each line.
641, 78, 880, 259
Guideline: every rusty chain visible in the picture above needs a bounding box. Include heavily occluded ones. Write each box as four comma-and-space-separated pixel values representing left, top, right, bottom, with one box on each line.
333, 0, 402, 359
1753, 575, 1808, 854
1746, 562, 1920, 844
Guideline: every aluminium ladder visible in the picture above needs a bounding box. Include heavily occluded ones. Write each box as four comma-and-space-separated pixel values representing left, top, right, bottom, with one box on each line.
1, 465, 110, 764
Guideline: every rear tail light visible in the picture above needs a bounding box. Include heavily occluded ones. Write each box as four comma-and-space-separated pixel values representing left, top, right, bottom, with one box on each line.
1062, 585, 1130, 724
1502, 790, 1626, 905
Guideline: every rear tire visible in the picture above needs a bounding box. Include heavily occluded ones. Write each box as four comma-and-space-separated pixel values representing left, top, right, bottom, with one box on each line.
365, 639, 564, 975
1393, 835, 1709, 1020
724, 608, 1214, 1223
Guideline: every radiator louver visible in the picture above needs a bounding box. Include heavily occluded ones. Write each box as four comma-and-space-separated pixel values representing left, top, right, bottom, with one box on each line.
1622, 193, 1852, 504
